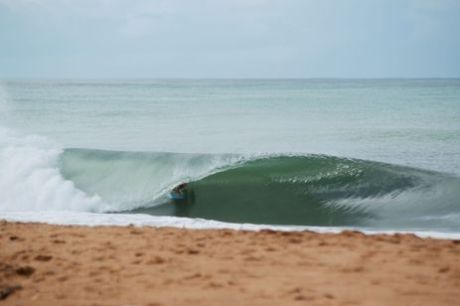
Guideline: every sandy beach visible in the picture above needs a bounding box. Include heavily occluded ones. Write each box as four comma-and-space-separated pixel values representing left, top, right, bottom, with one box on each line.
1, 221, 459, 306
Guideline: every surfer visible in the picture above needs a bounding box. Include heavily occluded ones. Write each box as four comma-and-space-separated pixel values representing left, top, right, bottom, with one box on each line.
173, 183, 188, 194
169, 182, 188, 201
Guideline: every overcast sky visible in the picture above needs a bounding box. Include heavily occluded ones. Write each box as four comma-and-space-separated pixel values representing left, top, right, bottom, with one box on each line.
1, 0, 459, 78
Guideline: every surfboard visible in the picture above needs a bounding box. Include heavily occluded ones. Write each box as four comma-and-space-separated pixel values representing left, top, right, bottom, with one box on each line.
168, 192, 186, 201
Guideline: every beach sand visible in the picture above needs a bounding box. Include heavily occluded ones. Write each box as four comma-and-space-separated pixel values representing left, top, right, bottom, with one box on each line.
1, 221, 460, 306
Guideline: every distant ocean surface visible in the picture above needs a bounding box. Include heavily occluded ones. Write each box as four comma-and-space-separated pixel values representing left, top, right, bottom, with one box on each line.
1, 79, 460, 236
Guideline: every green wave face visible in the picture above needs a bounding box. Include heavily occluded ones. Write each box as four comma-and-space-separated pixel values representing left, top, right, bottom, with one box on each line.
60, 149, 460, 230
143, 156, 437, 226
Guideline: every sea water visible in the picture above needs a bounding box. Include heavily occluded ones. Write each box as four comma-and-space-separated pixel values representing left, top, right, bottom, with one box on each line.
1, 79, 460, 237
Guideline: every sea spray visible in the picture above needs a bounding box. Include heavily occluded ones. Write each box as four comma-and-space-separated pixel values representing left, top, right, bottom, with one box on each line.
0, 125, 105, 211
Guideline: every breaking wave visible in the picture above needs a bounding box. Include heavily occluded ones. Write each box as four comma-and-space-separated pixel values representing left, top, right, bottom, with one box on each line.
1, 126, 459, 232
59, 148, 460, 232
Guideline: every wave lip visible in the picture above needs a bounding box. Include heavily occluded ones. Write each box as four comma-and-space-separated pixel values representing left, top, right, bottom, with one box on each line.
59, 148, 246, 212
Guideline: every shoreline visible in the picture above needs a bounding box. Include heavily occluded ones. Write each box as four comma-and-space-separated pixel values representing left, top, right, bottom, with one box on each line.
3, 211, 460, 241
1, 221, 460, 306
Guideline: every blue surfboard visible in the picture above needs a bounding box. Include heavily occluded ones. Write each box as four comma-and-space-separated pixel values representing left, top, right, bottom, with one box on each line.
169, 192, 186, 201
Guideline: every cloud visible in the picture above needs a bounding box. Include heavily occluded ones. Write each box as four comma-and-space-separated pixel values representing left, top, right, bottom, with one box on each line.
410, 0, 460, 11
0, 0, 274, 38
405, 0, 460, 39
0, 0, 271, 16
0, 0, 459, 77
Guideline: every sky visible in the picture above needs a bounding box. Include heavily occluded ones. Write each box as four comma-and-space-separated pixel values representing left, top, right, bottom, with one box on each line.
0, 0, 459, 78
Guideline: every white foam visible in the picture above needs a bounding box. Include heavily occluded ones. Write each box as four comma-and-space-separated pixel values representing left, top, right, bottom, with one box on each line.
0, 127, 107, 212
1, 211, 459, 240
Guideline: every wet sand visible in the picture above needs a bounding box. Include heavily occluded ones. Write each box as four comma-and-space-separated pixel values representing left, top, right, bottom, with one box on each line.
1, 221, 460, 306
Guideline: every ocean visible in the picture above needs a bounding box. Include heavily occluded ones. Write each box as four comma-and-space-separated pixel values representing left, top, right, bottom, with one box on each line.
1, 79, 460, 237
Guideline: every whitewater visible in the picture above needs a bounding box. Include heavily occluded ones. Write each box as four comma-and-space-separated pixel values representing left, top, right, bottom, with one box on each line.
1, 79, 460, 238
